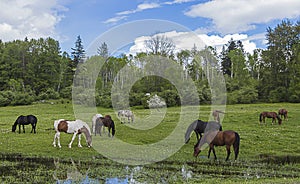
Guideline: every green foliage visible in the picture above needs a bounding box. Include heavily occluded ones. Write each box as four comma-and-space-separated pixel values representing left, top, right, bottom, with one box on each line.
37, 88, 60, 100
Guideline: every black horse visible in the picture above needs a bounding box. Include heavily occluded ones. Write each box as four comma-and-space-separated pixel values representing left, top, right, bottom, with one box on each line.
185, 120, 222, 144
12, 115, 38, 134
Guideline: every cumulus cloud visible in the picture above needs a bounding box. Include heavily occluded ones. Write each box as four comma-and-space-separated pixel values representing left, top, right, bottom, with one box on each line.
0, 0, 65, 42
185, 0, 300, 34
129, 31, 258, 55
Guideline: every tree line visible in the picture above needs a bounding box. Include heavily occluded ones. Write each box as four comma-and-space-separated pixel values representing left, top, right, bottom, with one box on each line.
0, 20, 299, 107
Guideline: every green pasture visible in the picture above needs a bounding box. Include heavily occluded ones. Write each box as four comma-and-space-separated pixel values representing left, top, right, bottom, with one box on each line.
0, 101, 299, 183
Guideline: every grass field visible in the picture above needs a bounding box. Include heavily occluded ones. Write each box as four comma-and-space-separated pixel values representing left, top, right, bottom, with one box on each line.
0, 101, 299, 183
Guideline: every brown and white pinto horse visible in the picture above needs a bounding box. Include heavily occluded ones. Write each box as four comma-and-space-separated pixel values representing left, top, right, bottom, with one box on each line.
278, 109, 288, 121
53, 119, 92, 148
259, 112, 282, 125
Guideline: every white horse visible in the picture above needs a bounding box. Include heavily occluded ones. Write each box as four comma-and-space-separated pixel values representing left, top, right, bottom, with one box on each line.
53, 119, 92, 148
118, 110, 134, 123
92, 114, 103, 133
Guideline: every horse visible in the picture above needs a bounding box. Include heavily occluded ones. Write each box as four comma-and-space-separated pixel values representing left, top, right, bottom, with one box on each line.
212, 110, 225, 123
92, 114, 103, 133
278, 109, 288, 121
53, 119, 92, 148
184, 120, 222, 144
12, 115, 37, 134
194, 130, 240, 161
259, 112, 282, 125
118, 110, 134, 123
95, 115, 115, 137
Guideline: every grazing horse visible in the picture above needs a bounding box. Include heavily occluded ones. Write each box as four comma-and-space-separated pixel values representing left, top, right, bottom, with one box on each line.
194, 130, 240, 161
184, 120, 222, 144
212, 110, 225, 123
95, 115, 115, 137
118, 110, 134, 123
278, 109, 288, 121
12, 115, 37, 134
259, 112, 282, 125
91, 114, 103, 133
53, 119, 92, 148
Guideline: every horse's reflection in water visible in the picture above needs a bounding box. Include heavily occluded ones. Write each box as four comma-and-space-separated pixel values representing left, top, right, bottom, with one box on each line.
53, 158, 90, 183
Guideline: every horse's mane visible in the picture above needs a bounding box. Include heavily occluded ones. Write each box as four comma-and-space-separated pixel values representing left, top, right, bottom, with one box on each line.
185, 120, 198, 143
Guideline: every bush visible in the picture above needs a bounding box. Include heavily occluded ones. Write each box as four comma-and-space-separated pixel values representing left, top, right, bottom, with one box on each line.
96, 94, 112, 108
59, 86, 72, 99
0, 94, 10, 106
11, 92, 34, 105
38, 88, 60, 100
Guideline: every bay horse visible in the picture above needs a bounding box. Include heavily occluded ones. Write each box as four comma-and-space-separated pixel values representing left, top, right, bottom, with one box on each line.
259, 112, 282, 125
278, 109, 288, 121
53, 119, 92, 148
12, 115, 37, 134
118, 110, 134, 123
184, 120, 222, 144
95, 115, 115, 137
212, 110, 225, 123
194, 130, 240, 161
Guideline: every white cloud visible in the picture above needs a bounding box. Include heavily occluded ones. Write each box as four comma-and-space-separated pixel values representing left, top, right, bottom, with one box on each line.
116, 3, 160, 16
185, 0, 300, 34
164, 0, 197, 5
129, 31, 259, 55
0, 0, 65, 42
103, 16, 128, 24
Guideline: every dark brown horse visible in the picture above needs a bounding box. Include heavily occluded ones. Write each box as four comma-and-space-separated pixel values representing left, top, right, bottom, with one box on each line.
194, 130, 240, 161
95, 115, 115, 137
278, 109, 288, 121
259, 112, 282, 125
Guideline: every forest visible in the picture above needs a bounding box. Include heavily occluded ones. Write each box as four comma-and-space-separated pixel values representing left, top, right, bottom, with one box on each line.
0, 20, 299, 107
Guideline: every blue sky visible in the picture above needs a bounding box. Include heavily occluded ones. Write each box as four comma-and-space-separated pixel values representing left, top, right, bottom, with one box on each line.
0, 0, 299, 56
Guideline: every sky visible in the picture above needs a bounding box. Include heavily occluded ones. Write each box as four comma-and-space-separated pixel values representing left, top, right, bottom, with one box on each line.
0, 0, 300, 56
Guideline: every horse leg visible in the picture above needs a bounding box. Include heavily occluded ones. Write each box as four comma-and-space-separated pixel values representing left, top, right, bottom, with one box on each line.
108, 127, 111, 137
53, 132, 61, 148
99, 125, 102, 136
225, 145, 231, 161
212, 147, 217, 160
18, 124, 21, 133
69, 132, 78, 148
208, 147, 212, 158
53, 132, 57, 147
77, 134, 82, 147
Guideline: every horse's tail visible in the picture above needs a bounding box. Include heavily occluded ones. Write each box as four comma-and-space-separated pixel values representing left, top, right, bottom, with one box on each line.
111, 120, 116, 137
185, 121, 196, 144
234, 132, 240, 160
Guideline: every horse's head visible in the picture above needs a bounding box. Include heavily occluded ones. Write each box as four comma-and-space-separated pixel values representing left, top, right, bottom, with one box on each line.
193, 143, 201, 157
87, 137, 92, 147
277, 116, 282, 125
12, 125, 16, 132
